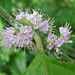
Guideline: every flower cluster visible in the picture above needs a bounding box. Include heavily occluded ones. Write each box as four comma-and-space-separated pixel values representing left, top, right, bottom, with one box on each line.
16, 10, 53, 33
17, 26, 34, 48
47, 33, 57, 50
55, 24, 72, 47
16, 11, 25, 20
0, 9, 73, 54
1, 26, 34, 50
1, 27, 15, 50
47, 23, 73, 53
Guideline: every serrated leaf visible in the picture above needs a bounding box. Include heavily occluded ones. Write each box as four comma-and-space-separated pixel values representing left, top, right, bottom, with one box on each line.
23, 50, 75, 75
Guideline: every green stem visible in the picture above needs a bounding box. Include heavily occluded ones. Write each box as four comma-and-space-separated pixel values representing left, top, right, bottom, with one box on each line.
0, 6, 15, 26
33, 33, 48, 75
34, 33, 44, 52
0, 6, 21, 28
60, 54, 75, 63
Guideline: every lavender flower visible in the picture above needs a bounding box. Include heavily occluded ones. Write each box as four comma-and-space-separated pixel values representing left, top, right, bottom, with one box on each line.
16, 11, 25, 20
47, 33, 57, 50
56, 23, 72, 47
39, 20, 49, 33
17, 26, 34, 48
59, 26, 71, 37
47, 23, 73, 53
1, 27, 15, 50
55, 37, 64, 47
15, 10, 54, 34
0, 9, 73, 55
25, 11, 42, 29
1, 26, 34, 50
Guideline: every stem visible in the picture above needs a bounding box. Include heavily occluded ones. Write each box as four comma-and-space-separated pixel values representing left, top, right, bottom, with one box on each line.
34, 32, 44, 52
0, 6, 21, 28
60, 54, 75, 63
34, 33, 48, 75
0, 6, 15, 26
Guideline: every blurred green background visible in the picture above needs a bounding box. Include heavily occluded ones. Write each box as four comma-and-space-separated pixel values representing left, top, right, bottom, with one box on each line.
0, 0, 75, 75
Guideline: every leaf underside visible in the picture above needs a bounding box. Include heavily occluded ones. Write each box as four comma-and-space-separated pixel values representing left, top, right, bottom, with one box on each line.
23, 50, 75, 75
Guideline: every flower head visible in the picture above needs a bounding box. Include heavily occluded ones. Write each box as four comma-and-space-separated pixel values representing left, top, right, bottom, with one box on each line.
1, 26, 34, 50
47, 23, 73, 53
16, 11, 25, 20
1, 27, 15, 50
47, 33, 57, 50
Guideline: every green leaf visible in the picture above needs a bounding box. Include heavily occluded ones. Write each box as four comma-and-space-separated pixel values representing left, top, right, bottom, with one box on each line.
0, 17, 3, 33
8, 51, 27, 75
23, 50, 75, 75
0, 48, 10, 66
0, 47, 17, 66
0, 73, 6, 75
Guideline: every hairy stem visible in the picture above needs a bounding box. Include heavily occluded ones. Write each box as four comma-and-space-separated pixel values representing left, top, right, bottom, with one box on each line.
0, 6, 21, 28
0, 6, 15, 25
34, 33, 48, 75
60, 54, 75, 63
34, 33, 44, 52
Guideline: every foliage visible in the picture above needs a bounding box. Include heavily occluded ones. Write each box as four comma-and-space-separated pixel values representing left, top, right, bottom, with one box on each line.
23, 50, 75, 75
